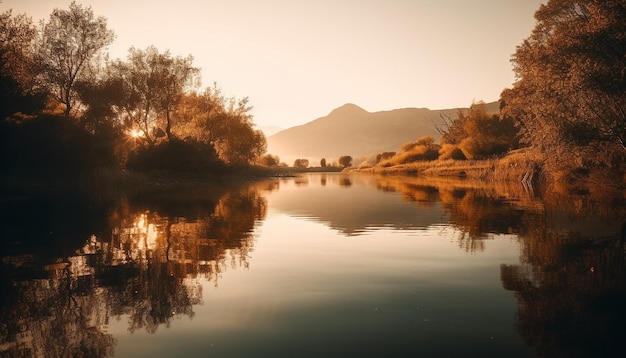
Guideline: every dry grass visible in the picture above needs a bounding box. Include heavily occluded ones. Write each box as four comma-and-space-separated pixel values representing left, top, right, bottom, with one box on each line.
355, 147, 625, 207
378, 145, 439, 167
360, 148, 543, 183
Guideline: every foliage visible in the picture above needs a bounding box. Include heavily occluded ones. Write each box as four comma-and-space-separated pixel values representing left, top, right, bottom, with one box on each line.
0, 1, 271, 198
338, 155, 353, 168
0, 115, 117, 188
0, 10, 47, 118
438, 144, 467, 160
38, 1, 114, 117
437, 111, 466, 145
259, 154, 280, 167
126, 138, 224, 173
293, 158, 309, 168
379, 136, 439, 166
441, 102, 518, 159
320, 158, 326, 167
501, 0, 626, 168
375, 152, 396, 164
176, 86, 266, 165
74, 76, 126, 135
108, 46, 200, 144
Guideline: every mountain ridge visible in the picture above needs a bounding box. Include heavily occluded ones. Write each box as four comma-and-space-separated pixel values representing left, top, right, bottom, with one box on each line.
267, 101, 499, 164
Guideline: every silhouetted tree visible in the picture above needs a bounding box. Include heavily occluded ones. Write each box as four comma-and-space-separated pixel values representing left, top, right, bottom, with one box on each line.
0, 114, 115, 189
126, 138, 223, 172
259, 154, 280, 167
293, 158, 309, 168
38, 1, 114, 117
0, 10, 46, 118
320, 158, 326, 167
338, 155, 353, 168
108, 46, 199, 144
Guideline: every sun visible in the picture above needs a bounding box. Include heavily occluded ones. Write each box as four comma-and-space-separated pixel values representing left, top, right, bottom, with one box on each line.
129, 129, 145, 139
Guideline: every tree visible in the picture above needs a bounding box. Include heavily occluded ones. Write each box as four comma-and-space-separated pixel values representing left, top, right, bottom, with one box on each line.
0, 10, 46, 118
437, 111, 466, 145
259, 154, 280, 167
293, 158, 309, 168
501, 0, 626, 166
320, 158, 326, 168
438, 102, 518, 159
460, 102, 518, 159
109, 46, 199, 144
74, 76, 125, 134
174, 85, 266, 165
375, 152, 396, 164
38, 1, 114, 117
338, 155, 353, 168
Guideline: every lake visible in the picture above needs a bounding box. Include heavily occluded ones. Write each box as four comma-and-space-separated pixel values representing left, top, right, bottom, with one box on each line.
1, 173, 624, 357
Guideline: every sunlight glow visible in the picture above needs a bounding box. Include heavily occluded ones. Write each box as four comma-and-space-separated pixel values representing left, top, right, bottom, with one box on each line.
129, 129, 145, 139
132, 213, 158, 250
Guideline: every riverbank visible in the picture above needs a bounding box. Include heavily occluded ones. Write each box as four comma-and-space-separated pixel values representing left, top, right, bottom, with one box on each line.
355, 149, 540, 183
352, 149, 625, 199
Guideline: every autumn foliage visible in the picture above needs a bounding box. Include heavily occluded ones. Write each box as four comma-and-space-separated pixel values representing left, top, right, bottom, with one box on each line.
1, 2, 267, 183
501, 0, 626, 175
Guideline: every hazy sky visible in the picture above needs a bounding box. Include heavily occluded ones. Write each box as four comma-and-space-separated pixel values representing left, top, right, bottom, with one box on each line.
3, 0, 544, 128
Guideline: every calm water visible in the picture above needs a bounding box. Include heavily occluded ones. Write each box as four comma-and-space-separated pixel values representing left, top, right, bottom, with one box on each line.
1, 173, 624, 357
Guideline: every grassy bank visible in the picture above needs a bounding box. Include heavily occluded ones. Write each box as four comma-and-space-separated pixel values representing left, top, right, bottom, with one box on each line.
357, 149, 541, 183
354, 148, 625, 199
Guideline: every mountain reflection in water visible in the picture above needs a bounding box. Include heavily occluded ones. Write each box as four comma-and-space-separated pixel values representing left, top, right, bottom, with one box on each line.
0, 173, 623, 357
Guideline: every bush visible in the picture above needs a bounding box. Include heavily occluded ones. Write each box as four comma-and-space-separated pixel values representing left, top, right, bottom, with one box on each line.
439, 144, 467, 160
458, 138, 479, 159
259, 154, 280, 167
126, 139, 224, 172
0, 114, 117, 188
375, 152, 396, 164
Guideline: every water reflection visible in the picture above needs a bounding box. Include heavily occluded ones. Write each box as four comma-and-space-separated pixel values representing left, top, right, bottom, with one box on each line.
370, 174, 625, 356
501, 211, 625, 357
0, 185, 265, 356
0, 173, 624, 357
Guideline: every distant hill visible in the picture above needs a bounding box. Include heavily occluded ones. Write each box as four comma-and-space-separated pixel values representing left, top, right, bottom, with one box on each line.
266, 102, 499, 164
257, 125, 283, 137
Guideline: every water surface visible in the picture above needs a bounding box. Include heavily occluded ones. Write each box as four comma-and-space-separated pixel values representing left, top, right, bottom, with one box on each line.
1, 173, 624, 357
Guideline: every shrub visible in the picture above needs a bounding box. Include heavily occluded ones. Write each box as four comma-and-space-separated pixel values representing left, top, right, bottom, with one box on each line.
0, 114, 117, 188
439, 144, 467, 160
375, 152, 396, 164
415, 135, 435, 147
401, 141, 418, 152
458, 137, 479, 159
259, 154, 280, 167
126, 138, 224, 172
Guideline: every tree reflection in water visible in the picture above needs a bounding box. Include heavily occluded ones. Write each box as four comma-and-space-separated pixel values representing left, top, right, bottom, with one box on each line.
500, 200, 626, 357
373, 174, 626, 357
0, 185, 265, 356
1, 174, 624, 357
374, 175, 526, 252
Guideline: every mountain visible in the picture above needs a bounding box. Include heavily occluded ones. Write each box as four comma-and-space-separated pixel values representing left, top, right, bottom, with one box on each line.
257, 125, 283, 137
267, 102, 500, 164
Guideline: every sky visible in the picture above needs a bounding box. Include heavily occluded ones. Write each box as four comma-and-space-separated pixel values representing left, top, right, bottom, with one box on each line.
2, 0, 544, 129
